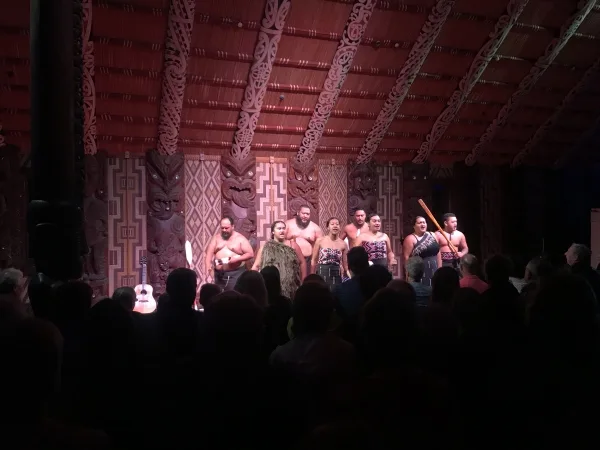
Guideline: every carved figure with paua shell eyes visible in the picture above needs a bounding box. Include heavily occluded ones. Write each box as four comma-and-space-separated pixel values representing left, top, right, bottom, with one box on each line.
287, 157, 318, 218
146, 150, 186, 290
347, 161, 378, 216
221, 154, 257, 242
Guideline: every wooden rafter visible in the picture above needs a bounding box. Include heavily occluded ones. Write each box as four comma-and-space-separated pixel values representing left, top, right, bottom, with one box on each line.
355, 0, 455, 165
464, 0, 597, 166
511, 57, 600, 167
229, 0, 292, 161
412, 0, 529, 164
82, 0, 97, 155
156, 0, 196, 155
294, 0, 377, 164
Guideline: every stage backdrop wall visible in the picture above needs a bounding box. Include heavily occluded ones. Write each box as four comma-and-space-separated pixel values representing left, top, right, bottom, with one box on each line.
107, 156, 147, 295
184, 154, 222, 288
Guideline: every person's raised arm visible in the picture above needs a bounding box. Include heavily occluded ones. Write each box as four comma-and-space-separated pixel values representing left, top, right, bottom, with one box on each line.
402, 235, 414, 262
386, 234, 396, 266
251, 244, 264, 271
458, 233, 469, 258
311, 237, 322, 274
234, 236, 254, 263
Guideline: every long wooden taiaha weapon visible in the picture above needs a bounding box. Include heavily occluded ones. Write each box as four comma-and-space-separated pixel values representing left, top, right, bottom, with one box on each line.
417, 198, 459, 255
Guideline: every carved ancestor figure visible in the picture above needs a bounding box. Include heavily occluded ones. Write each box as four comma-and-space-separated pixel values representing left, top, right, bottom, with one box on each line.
83, 152, 108, 296
347, 160, 378, 216
146, 150, 186, 293
0, 145, 27, 270
221, 154, 258, 251
287, 157, 318, 219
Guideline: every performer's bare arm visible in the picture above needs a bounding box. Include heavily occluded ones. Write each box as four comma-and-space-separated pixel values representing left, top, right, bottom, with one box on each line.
385, 234, 396, 266
314, 224, 324, 240
339, 227, 347, 241
458, 233, 468, 258
232, 237, 254, 264
436, 248, 442, 269
402, 235, 415, 261
311, 237, 322, 274
205, 235, 217, 275
291, 240, 307, 279
341, 246, 348, 276
251, 244, 264, 271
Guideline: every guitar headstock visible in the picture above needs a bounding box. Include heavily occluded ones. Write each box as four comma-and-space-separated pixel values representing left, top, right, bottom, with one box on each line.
140, 256, 147, 267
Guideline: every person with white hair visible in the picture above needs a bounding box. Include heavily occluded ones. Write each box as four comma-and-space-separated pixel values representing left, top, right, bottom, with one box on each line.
565, 243, 600, 301
0, 268, 26, 300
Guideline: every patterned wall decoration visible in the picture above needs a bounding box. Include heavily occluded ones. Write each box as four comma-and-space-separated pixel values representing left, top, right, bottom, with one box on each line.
107, 156, 147, 294
479, 165, 504, 260
376, 164, 403, 278
184, 154, 221, 287
256, 157, 288, 245
318, 159, 348, 231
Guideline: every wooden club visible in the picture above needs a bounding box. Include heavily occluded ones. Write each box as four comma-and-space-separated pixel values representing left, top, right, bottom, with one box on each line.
417, 198, 459, 255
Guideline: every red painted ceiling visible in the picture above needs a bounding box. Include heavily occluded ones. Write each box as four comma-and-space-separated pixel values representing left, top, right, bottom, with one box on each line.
1, 0, 599, 165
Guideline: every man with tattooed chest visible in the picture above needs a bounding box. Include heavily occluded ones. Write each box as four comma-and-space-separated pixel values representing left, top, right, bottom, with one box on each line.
285, 205, 323, 274
205, 217, 254, 290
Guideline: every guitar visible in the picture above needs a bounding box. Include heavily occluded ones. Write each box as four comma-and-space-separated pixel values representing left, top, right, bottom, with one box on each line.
134, 256, 156, 314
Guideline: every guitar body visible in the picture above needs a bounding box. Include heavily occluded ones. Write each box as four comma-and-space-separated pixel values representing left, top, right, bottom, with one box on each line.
133, 256, 156, 313
134, 283, 156, 314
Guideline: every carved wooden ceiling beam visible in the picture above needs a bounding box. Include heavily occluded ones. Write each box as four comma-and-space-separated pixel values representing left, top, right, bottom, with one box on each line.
155, 0, 196, 155
512, 56, 600, 167
327, 0, 600, 41
354, 0, 455, 165
82, 0, 97, 155
229, 0, 291, 161
412, 0, 530, 164
464, 0, 597, 166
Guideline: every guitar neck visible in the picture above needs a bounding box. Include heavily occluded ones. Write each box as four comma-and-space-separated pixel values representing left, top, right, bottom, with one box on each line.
141, 264, 147, 286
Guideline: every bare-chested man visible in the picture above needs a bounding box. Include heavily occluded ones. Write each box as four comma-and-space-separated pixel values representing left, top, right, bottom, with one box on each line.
205, 216, 254, 290
340, 209, 369, 248
435, 213, 468, 270
285, 205, 323, 274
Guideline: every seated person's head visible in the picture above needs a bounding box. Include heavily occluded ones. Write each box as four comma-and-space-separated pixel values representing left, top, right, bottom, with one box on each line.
431, 266, 460, 305
484, 254, 512, 285
199, 283, 221, 309
387, 279, 417, 301
166, 268, 197, 309
52, 280, 93, 326
347, 247, 369, 277
234, 271, 268, 308
459, 254, 480, 277
0, 268, 26, 299
405, 256, 424, 282
260, 265, 282, 298
359, 265, 393, 300
112, 286, 136, 311
292, 282, 334, 336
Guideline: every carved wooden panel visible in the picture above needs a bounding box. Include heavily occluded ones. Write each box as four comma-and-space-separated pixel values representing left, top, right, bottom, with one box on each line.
256, 158, 288, 245
184, 154, 221, 287
377, 163, 403, 277
146, 150, 186, 293
107, 157, 147, 295
318, 160, 347, 231
221, 154, 258, 250
347, 160, 378, 217
287, 157, 318, 219
83, 151, 108, 297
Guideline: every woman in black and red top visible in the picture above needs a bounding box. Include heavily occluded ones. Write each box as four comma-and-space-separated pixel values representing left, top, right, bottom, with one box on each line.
311, 217, 348, 290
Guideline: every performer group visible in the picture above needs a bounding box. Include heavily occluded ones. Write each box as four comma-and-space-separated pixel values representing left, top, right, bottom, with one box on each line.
204, 204, 468, 295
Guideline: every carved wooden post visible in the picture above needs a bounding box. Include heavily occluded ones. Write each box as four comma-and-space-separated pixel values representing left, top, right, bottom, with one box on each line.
146, 150, 186, 293
80, 0, 108, 298
28, 0, 84, 280
148, 0, 195, 290
224, 0, 291, 244
347, 159, 378, 217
